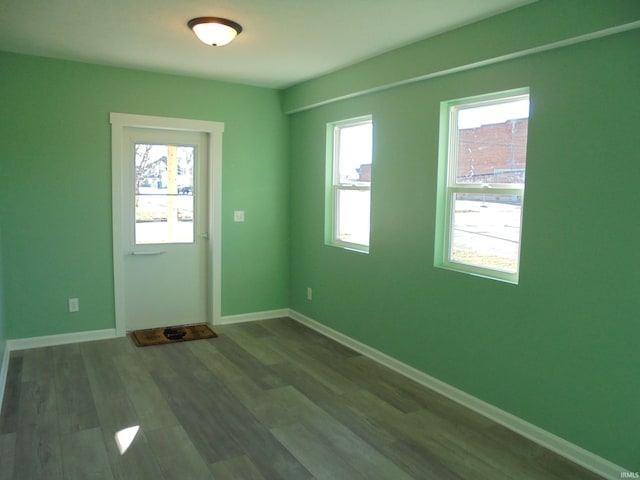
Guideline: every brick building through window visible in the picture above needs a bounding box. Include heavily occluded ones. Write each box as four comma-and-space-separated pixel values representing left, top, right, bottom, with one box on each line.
457, 118, 528, 185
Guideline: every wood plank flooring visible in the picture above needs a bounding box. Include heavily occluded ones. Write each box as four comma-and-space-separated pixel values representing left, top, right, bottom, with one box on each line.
0, 317, 603, 479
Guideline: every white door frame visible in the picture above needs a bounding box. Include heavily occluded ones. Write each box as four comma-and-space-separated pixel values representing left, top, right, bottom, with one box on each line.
110, 113, 224, 336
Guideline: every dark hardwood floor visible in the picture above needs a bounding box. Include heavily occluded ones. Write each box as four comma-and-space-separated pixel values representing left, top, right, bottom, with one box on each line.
0, 317, 603, 479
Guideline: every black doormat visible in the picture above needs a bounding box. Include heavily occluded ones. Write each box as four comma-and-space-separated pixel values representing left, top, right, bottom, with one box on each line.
131, 324, 217, 347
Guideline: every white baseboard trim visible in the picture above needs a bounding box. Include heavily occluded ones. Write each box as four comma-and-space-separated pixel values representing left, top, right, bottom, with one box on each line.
0, 328, 117, 412
288, 309, 627, 480
217, 309, 290, 326
6, 328, 117, 352
0, 311, 629, 478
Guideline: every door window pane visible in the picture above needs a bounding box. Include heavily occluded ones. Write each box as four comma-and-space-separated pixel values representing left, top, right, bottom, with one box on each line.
134, 143, 195, 244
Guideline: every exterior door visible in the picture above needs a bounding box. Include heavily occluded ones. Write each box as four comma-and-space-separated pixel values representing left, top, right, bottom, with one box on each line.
111, 113, 225, 335
121, 128, 208, 331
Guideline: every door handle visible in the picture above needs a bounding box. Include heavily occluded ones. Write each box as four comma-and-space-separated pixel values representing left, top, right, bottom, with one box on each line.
199, 233, 209, 239
129, 251, 166, 256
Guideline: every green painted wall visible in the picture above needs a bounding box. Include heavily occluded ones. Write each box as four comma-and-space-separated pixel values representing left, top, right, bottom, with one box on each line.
286, 11, 639, 475
0, 52, 289, 339
283, 0, 640, 113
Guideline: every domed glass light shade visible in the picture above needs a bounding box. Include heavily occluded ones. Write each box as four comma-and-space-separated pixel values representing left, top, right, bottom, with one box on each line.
188, 17, 242, 46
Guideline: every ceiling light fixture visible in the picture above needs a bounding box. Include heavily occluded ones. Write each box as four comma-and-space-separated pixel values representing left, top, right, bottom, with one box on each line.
188, 17, 242, 47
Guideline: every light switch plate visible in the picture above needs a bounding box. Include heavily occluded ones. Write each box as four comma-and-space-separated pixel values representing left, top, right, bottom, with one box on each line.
234, 210, 245, 222
68, 297, 79, 313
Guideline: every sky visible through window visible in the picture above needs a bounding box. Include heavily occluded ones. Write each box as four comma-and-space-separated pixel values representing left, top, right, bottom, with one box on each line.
458, 99, 529, 129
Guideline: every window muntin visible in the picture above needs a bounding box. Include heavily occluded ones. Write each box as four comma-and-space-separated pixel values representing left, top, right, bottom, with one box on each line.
327, 117, 373, 251
438, 90, 529, 282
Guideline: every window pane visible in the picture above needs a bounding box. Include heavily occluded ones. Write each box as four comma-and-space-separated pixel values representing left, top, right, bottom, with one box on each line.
336, 189, 370, 247
134, 143, 194, 244
336, 122, 372, 185
450, 193, 522, 273
455, 99, 529, 185
135, 195, 193, 244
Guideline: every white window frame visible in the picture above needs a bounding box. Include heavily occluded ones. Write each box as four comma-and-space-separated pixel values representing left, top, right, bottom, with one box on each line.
435, 89, 529, 283
326, 115, 373, 253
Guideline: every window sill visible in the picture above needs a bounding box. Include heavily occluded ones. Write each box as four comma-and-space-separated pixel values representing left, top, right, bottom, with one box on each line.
326, 241, 369, 254
435, 263, 518, 285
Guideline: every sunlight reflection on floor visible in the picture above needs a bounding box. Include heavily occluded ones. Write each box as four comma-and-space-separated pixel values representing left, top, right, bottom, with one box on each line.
115, 425, 141, 455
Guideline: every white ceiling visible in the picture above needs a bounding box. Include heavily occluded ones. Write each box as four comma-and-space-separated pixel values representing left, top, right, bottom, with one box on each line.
0, 0, 535, 89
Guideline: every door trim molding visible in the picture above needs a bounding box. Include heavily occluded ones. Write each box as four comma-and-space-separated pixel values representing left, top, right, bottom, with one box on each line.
110, 113, 224, 335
